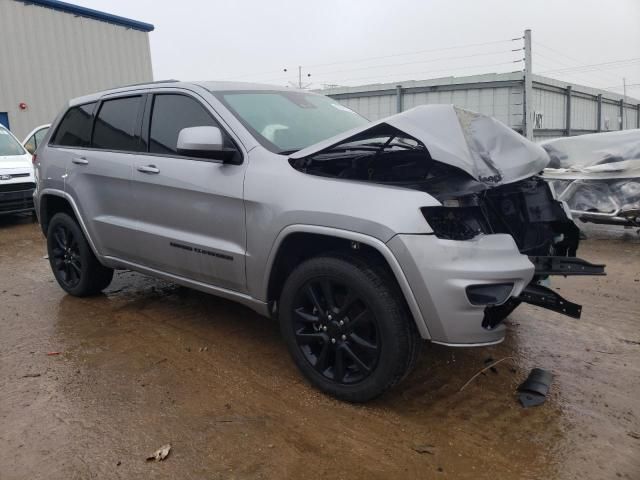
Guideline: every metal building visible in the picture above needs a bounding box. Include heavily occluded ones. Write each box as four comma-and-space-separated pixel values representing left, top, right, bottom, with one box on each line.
0, 0, 154, 139
321, 72, 640, 142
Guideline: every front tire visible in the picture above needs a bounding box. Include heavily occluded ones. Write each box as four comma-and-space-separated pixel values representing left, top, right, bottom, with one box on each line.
47, 212, 113, 296
279, 254, 421, 402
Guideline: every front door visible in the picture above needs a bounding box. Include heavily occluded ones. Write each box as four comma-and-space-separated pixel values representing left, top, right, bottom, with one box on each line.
130, 92, 247, 293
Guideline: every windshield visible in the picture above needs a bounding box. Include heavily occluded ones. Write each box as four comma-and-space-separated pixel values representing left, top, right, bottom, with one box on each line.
217, 90, 369, 153
0, 128, 26, 156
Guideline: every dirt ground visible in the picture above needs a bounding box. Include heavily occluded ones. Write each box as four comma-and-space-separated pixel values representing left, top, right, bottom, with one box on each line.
0, 216, 638, 480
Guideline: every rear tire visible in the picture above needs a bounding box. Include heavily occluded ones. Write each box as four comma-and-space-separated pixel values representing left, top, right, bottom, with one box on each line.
279, 253, 421, 402
47, 212, 113, 296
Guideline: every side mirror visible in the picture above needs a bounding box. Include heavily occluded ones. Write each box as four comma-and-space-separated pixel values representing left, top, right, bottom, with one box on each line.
176, 126, 240, 163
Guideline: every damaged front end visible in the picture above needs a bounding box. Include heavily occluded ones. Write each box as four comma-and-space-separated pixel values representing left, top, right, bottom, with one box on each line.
426, 176, 606, 327
289, 105, 605, 332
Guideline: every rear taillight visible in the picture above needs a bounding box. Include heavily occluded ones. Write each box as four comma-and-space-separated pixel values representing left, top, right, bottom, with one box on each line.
32, 153, 37, 165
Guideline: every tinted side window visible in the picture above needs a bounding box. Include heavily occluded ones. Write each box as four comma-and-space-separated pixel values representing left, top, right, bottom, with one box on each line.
93, 96, 143, 152
51, 103, 96, 147
149, 94, 221, 155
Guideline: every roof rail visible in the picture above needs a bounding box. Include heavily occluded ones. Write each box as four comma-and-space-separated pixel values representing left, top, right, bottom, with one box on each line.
117, 79, 181, 89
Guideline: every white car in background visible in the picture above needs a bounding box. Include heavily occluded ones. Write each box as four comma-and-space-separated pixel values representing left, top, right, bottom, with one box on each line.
0, 125, 36, 215
23, 124, 50, 155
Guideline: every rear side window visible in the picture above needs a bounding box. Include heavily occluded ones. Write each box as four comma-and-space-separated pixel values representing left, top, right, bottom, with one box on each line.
93, 96, 144, 152
149, 94, 224, 155
51, 103, 96, 147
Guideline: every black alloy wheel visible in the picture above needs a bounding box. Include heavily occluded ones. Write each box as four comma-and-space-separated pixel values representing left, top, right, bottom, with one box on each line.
50, 223, 82, 289
292, 278, 380, 385
279, 254, 421, 402
46, 212, 114, 296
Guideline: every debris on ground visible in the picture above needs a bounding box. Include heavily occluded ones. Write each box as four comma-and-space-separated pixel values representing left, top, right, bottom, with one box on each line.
459, 357, 514, 392
412, 444, 435, 455
46, 351, 61, 356
21, 373, 41, 378
146, 444, 171, 462
517, 368, 553, 408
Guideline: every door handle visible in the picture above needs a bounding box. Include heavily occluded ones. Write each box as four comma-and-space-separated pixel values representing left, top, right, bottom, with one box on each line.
137, 165, 160, 174
72, 157, 88, 165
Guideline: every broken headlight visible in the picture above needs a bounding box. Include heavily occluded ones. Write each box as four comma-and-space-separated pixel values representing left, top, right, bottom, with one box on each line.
421, 206, 490, 240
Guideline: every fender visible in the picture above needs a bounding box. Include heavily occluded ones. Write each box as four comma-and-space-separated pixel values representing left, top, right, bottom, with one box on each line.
39, 188, 102, 259
262, 224, 431, 339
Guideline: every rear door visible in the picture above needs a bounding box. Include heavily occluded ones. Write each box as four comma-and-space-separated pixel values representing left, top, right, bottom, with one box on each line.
130, 91, 247, 292
63, 94, 144, 260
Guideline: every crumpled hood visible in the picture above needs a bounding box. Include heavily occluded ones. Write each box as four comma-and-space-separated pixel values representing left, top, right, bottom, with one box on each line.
291, 104, 550, 186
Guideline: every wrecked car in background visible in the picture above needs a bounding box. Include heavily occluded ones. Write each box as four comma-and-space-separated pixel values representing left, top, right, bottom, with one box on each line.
34, 82, 604, 402
542, 129, 640, 228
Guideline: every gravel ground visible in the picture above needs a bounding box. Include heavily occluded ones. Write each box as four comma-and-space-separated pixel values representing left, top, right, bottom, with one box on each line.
0, 216, 638, 479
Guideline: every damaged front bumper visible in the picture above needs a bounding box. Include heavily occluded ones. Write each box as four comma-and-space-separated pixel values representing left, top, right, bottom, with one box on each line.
388, 233, 534, 345
387, 236, 606, 346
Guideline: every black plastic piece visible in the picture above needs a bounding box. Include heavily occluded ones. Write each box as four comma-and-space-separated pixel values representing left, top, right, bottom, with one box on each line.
517, 368, 553, 408
517, 284, 582, 319
529, 256, 606, 276
466, 283, 514, 306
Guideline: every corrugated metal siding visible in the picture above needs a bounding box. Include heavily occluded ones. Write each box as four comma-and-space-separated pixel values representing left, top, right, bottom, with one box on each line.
0, 0, 153, 138
623, 105, 639, 129
571, 95, 597, 131
339, 94, 396, 121
323, 73, 640, 143
532, 88, 566, 130
601, 101, 622, 131
401, 86, 523, 128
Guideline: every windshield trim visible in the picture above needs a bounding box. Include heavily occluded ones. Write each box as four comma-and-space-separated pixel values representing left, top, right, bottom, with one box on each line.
212, 90, 368, 155
0, 127, 27, 157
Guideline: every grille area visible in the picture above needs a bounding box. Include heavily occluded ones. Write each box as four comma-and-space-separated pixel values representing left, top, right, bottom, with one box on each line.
0, 182, 35, 213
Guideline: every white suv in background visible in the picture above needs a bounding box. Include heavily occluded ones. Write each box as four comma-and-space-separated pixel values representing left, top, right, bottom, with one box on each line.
0, 125, 36, 215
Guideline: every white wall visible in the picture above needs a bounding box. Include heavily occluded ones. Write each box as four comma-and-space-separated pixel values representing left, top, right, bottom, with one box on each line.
0, 0, 153, 138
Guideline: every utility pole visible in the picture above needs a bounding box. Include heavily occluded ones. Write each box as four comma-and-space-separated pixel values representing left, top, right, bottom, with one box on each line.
622, 77, 627, 130
283, 66, 312, 89
523, 29, 533, 140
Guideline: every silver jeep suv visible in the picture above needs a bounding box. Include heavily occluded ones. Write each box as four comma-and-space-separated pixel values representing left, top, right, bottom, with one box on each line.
34, 81, 604, 402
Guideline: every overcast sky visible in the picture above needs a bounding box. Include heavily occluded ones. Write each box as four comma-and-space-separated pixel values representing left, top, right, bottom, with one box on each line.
80, 0, 640, 96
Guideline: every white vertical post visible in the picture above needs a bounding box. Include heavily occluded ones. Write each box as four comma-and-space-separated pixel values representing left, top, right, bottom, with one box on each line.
523, 29, 533, 140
